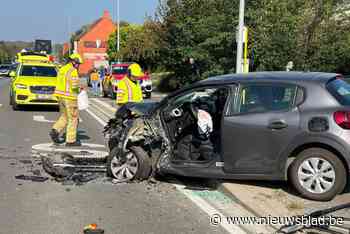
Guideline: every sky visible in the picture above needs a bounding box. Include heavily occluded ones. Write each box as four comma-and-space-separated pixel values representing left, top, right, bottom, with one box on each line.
0, 0, 159, 43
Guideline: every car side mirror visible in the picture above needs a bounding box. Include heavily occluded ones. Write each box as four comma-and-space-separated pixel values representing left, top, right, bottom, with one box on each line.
9, 71, 16, 78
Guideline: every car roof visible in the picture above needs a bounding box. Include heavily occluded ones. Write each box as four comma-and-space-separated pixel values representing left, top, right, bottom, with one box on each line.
199, 72, 339, 86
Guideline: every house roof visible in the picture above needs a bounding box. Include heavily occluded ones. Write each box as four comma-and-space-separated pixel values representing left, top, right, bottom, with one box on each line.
74, 10, 114, 41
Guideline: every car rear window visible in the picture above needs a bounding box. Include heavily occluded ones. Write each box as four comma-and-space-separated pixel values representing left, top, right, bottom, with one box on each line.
20, 65, 57, 77
326, 79, 350, 105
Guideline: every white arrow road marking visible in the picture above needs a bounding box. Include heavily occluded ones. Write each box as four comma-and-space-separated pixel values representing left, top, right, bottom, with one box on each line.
32, 143, 108, 159
33, 142, 106, 150
33, 115, 83, 123
33, 115, 55, 123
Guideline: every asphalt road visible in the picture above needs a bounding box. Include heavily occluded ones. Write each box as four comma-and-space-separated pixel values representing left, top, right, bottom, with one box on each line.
0, 78, 227, 234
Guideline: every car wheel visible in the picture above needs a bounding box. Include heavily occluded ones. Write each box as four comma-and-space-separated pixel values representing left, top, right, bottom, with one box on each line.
12, 95, 19, 110
107, 146, 151, 182
9, 92, 13, 106
289, 148, 346, 201
145, 92, 151, 99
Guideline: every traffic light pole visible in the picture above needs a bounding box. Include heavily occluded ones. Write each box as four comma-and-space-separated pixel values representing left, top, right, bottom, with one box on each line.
236, 0, 245, 73
117, 0, 120, 53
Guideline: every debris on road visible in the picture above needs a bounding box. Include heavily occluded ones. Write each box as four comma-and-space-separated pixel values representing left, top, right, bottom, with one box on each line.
19, 159, 32, 164
15, 174, 49, 182
41, 152, 107, 186
83, 223, 104, 234
31, 169, 41, 176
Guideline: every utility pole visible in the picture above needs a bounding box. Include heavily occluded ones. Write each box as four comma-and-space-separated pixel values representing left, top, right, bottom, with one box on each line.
117, 0, 120, 54
68, 16, 71, 55
236, 0, 245, 73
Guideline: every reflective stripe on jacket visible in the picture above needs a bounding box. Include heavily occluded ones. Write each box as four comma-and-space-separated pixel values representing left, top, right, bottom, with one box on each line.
116, 76, 143, 104
54, 63, 80, 100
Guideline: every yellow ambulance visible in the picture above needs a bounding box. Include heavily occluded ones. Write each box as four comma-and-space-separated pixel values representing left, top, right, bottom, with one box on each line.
9, 52, 58, 110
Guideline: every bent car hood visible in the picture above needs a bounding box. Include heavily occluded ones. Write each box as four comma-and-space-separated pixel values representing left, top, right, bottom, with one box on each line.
115, 102, 159, 118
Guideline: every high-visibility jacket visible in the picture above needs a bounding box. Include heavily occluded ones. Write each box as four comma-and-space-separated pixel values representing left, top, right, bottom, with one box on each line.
116, 76, 143, 105
54, 63, 80, 100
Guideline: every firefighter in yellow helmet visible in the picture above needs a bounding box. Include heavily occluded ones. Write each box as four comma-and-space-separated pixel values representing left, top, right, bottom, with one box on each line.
49, 53, 83, 147
115, 63, 143, 106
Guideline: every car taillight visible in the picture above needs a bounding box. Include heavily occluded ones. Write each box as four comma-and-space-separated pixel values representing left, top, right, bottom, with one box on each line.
334, 111, 350, 129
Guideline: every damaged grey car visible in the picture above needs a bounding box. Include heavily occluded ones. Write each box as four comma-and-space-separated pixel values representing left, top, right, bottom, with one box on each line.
104, 72, 350, 201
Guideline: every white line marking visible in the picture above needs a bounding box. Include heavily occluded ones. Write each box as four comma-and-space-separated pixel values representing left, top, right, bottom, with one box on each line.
90, 98, 116, 112
33, 115, 55, 123
85, 100, 245, 234
89, 101, 114, 119
0, 104, 2, 107
85, 108, 107, 126
32, 143, 108, 158
174, 183, 246, 234
32, 143, 106, 150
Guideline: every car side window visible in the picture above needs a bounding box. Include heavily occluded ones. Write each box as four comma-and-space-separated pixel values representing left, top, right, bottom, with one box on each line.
237, 84, 297, 114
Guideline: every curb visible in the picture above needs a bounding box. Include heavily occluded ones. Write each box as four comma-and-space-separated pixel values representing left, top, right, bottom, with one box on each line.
218, 183, 264, 218
218, 182, 280, 232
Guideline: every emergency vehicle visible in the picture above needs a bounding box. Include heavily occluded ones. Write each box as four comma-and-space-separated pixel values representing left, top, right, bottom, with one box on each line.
102, 63, 152, 99
9, 52, 58, 110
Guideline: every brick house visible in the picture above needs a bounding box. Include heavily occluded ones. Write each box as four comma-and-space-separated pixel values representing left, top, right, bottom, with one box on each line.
63, 10, 116, 75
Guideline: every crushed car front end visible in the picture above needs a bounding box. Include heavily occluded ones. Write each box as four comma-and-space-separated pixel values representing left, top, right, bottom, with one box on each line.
103, 102, 171, 182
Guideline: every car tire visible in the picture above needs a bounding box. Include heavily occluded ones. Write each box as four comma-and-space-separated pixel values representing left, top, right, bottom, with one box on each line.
9, 93, 13, 106
11, 95, 19, 111
289, 148, 347, 201
107, 146, 152, 182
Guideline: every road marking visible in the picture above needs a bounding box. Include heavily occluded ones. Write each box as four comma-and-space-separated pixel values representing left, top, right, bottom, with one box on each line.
33, 142, 106, 150
85, 99, 246, 234
33, 115, 55, 123
0, 104, 2, 107
174, 183, 246, 234
86, 108, 108, 126
90, 98, 116, 112
32, 143, 108, 159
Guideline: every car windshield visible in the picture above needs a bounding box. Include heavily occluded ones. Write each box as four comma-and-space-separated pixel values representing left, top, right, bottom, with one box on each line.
112, 66, 128, 75
20, 65, 57, 77
0, 65, 10, 69
326, 79, 350, 105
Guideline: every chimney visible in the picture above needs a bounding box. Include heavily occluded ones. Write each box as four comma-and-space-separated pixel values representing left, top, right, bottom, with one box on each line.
102, 10, 111, 19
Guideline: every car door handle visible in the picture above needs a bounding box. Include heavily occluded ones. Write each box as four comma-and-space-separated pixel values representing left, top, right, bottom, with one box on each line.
268, 120, 288, 130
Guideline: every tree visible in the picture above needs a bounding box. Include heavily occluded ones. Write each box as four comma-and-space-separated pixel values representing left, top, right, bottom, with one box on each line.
106, 0, 350, 91
107, 22, 161, 70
